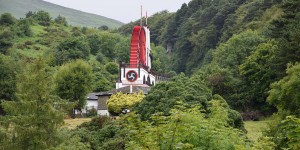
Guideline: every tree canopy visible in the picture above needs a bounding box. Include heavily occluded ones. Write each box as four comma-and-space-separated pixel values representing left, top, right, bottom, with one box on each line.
0, 58, 66, 149
55, 60, 93, 110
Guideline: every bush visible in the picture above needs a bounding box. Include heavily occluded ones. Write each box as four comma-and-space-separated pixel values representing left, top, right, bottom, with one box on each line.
0, 13, 16, 26
98, 25, 109, 31
124, 105, 248, 149
273, 116, 300, 149
107, 92, 145, 115
25, 41, 33, 45
79, 116, 112, 131
54, 15, 68, 26
86, 108, 97, 117
71, 117, 124, 150
33, 10, 51, 26
0, 30, 14, 54
16, 19, 32, 37
135, 73, 212, 120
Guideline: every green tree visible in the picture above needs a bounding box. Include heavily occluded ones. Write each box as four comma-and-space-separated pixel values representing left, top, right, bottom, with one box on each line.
0, 29, 14, 55
25, 11, 34, 18
239, 40, 278, 110
55, 36, 90, 65
87, 34, 102, 55
0, 13, 16, 26
213, 30, 266, 74
55, 60, 93, 111
124, 99, 246, 149
98, 32, 120, 59
135, 73, 212, 120
33, 10, 51, 26
162, 3, 188, 47
88, 59, 115, 92
210, 30, 267, 110
98, 25, 109, 31
268, 63, 300, 116
151, 45, 170, 73
16, 18, 32, 37
266, 0, 300, 78
0, 54, 18, 114
0, 57, 66, 149
96, 52, 106, 63
193, 63, 235, 97
272, 116, 300, 150
105, 62, 119, 75
54, 15, 68, 26
92, 72, 112, 92
115, 37, 130, 62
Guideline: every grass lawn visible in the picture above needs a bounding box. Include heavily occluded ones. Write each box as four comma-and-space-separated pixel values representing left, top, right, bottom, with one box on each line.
63, 118, 92, 129
244, 120, 270, 142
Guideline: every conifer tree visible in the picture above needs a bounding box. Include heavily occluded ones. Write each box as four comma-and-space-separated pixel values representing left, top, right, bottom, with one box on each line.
0, 57, 66, 149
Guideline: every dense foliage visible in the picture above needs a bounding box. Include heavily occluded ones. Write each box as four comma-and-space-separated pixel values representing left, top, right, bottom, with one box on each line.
122, 0, 298, 116
0, 58, 68, 149
107, 92, 145, 115
135, 73, 212, 120
118, 0, 300, 149
55, 60, 93, 110
1, 0, 300, 149
268, 63, 300, 117
62, 81, 247, 150
125, 101, 247, 149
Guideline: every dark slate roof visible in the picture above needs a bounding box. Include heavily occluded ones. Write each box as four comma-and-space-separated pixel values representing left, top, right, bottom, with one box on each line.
97, 86, 151, 96
86, 92, 99, 100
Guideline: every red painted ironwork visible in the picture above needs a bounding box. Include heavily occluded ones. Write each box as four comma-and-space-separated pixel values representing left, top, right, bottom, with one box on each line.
129, 26, 147, 67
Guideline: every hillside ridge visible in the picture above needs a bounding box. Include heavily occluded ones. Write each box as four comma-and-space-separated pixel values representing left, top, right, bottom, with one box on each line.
0, 0, 124, 28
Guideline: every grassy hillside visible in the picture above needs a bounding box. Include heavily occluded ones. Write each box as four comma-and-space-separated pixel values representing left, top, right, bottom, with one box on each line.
0, 0, 123, 28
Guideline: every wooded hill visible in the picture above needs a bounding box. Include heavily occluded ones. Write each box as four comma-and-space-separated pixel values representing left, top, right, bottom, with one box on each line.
1, 0, 300, 149
120, 0, 300, 115
118, 1, 300, 148
0, 0, 123, 28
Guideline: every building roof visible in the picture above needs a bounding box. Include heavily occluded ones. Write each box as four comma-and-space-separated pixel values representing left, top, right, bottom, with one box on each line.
86, 92, 99, 100
97, 86, 151, 96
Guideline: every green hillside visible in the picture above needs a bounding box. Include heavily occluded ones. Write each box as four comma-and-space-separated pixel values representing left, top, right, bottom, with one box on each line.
120, 0, 300, 114
1, 0, 300, 149
0, 0, 123, 28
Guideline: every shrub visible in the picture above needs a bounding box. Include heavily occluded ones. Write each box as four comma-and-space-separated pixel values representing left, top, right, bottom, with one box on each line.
33, 10, 51, 26
54, 15, 68, 26
0, 13, 16, 26
25, 41, 33, 45
107, 92, 145, 115
86, 108, 97, 117
16, 19, 32, 37
78, 115, 112, 131
0, 30, 14, 54
273, 116, 300, 149
123, 105, 248, 150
